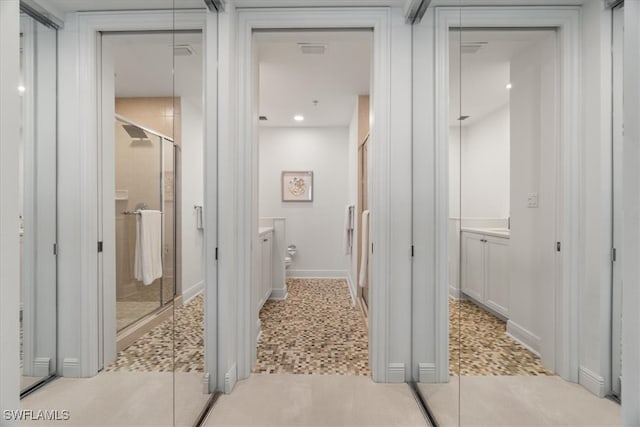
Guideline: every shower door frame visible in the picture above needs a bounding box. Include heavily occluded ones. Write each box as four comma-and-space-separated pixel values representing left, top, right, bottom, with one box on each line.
113, 113, 179, 330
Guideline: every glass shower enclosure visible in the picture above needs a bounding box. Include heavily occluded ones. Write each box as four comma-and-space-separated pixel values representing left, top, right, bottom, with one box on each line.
114, 115, 177, 332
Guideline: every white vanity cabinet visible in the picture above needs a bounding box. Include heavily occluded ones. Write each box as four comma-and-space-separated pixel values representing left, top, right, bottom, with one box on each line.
258, 229, 273, 310
461, 230, 510, 317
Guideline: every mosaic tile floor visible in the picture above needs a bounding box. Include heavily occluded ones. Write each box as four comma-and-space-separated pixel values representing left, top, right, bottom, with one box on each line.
450, 298, 554, 376
254, 278, 370, 376
106, 295, 204, 373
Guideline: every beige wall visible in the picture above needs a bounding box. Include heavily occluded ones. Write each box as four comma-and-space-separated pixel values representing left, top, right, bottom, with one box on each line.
115, 97, 182, 145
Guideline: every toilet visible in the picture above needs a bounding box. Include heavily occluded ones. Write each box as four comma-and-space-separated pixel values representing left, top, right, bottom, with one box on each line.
285, 244, 297, 269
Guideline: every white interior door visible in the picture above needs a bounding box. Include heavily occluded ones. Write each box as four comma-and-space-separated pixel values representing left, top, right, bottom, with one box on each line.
612, 3, 624, 399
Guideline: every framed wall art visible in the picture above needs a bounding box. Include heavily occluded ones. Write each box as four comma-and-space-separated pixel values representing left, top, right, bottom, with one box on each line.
282, 171, 313, 202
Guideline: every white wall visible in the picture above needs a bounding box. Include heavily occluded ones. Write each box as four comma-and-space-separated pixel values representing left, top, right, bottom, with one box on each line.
181, 96, 205, 300
508, 33, 557, 368
460, 105, 510, 219
387, 8, 413, 382
579, 0, 615, 398
259, 127, 350, 276
217, 2, 239, 393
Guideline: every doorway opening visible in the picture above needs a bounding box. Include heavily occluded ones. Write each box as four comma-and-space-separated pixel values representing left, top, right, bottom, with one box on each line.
251, 29, 372, 376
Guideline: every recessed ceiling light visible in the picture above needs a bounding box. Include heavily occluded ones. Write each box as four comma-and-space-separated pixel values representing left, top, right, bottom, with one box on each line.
18, 85, 25, 93
506, 83, 513, 90
294, 115, 304, 122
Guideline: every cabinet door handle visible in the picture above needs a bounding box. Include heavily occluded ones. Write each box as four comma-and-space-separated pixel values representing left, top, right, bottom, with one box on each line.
263, 238, 269, 242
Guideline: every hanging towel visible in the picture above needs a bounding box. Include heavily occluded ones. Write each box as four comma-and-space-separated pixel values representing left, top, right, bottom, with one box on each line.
359, 210, 370, 288
343, 205, 353, 255
134, 210, 163, 285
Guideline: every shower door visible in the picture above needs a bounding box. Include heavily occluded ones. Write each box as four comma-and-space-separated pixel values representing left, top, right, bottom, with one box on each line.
115, 117, 176, 331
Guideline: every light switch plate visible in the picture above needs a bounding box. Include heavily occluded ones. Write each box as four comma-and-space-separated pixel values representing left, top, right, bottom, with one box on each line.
527, 192, 539, 208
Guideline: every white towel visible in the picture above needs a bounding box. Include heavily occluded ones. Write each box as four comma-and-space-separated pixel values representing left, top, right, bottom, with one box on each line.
343, 205, 353, 255
359, 210, 370, 288
134, 210, 163, 285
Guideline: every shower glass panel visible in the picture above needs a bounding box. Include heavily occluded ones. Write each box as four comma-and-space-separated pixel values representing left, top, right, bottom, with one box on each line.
115, 117, 164, 331
19, 12, 58, 395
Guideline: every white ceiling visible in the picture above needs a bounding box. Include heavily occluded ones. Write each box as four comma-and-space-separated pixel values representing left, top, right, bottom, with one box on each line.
257, 30, 372, 127
449, 29, 555, 127
106, 32, 203, 98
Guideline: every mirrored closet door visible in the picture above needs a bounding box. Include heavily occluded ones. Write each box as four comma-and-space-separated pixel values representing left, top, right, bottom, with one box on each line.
19, 10, 58, 396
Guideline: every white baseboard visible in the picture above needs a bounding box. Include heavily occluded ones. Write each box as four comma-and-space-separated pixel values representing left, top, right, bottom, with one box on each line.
182, 280, 204, 304
269, 288, 288, 300
286, 269, 348, 278
346, 274, 357, 307
506, 320, 541, 356
579, 366, 606, 397
449, 285, 461, 299
62, 358, 81, 378
33, 357, 51, 377
224, 363, 237, 394
418, 362, 436, 383
387, 363, 406, 383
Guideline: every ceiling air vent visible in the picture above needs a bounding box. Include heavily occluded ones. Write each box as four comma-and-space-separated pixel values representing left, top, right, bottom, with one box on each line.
174, 44, 194, 56
298, 43, 327, 55
460, 41, 488, 55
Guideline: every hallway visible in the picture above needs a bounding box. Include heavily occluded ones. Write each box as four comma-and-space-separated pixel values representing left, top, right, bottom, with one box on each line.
204, 374, 427, 427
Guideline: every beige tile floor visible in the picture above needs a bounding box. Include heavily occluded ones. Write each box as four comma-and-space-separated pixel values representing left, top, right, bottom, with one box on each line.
419, 375, 620, 426
204, 374, 429, 427
20, 372, 209, 426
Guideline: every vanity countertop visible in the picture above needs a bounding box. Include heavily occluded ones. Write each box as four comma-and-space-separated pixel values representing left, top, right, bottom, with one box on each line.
259, 226, 274, 236
461, 227, 510, 239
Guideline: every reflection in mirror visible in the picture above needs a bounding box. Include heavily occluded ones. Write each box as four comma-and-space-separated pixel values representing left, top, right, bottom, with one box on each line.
12, 2, 217, 425
19, 12, 58, 396
101, 31, 179, 425
169, 28, 212, 426
455, 25, 619, 426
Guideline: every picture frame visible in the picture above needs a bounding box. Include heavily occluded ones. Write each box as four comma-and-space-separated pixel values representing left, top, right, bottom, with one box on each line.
282, 171, 313, 202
